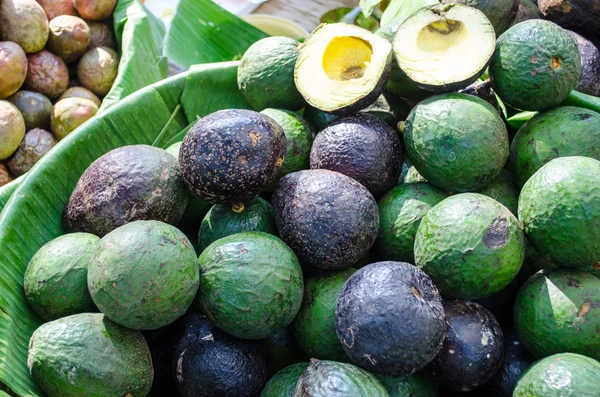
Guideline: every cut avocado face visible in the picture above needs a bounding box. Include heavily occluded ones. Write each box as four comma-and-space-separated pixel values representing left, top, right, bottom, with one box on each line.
393, 4, 495, 92
295, 23, 392, 114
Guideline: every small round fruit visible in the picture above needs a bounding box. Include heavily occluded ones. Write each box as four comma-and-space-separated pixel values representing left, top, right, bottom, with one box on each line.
0, 0, 49, 54
77, 46, 119, 96
335, 262, 446, 376
36, 0, 76, 20
24, 233, 99, 321
51, 97, 98, 140
59, 86, 101, 106
7, 128, 56, 176
415, 193, 526, 299
8, 90, 52, 130
0, 164, 13, 187
0, 100, 25, 160
25, 50, 69, 99
88, 21, 115, 49
47, 16, 91, 63
88, 220, 199, 330
261, 362, 308, 397
0, 41, 28, 99
74, 0, 116, 21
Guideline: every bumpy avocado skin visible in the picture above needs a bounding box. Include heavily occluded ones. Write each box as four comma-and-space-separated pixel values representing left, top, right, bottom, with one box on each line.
403, 93, 509, 193
0, 0, 49, 54
272, 169, 379, 270
510, 106, 600, 187
63, 144, 188, 237
376, 183, 448, 263
197, 232, 304, 339
518, 156, 600, 268
415, 193, 525, 299
293, 359, 390, 397
477, 169, 519, 215
292, 268, 356, 361
441, 0, 519, 35
378, 372, 439, 397
310, 114, 403, 198
514, 353, 600, 397
198, 196, 277, 251
489, 20, 581, 111
180, 109, 286, 204
335, 262, 446, 377
570, 31, 600, 96
25, 50, 70, 99
27, 313, 153, 397
261, 362, 308, 397
429, 301, 504, 392
0, 100, 26, 160
514, 269, 600, 361
8, 90, 53, 130
238, 36, 305, 111
0, 41, 28, 99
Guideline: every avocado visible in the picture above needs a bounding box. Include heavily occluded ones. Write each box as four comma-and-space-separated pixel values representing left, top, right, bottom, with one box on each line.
514, 268, 600, 360
303, 106, 339, 131
28, 313, 153, 397
266, 327, 308, 376
8, 90, 52, 130
570, 31, 600, 96
335, 262, 446, 376
47, 15, 91, 64
415, 193, 526, 299
477, 170, 519, 215
295, 23, 392, 114
77, 46, 119, 96
88, 220, 199, 330
441, 0, 519, 36
310, 113, 403, 198
292, 268, 356, 361
51, 97, 99, 140
261, 362, 308, 397
64, 145, 188, 237
196, 232, 304, 339
179, 109, 286, 204
73, 0, 116, 21
238, 37, 304, 111
472, 277, 520, 327
514, 353, 600, 396
376, 183, 448, 263
198, 196, 277, 251
538, 0, 600, 47
403, 93, 509, 193
0, 41, 28, 99
429, 300, 504, 392
25, 50, 70, 99
510, 0, 541, 27
272, 169, 379, 270
378, 372, 439, 397
173, 311, 269, 397
393, 4, 496, 92
293, 359, 389, 397
489, 20, 581, 111
518, 156, 600, 268
0, 99, 25, 160
0, 0, 49, 54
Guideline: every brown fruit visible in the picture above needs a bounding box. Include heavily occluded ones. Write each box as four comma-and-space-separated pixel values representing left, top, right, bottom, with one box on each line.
0, 0, 49, 54
50, 97, 98, 140
0, 41, 28, 99
73, 0, 116, 21
7, 128, 56, 176
36, 0, 77, 20
47, 16, 91, 63
0, 163, 13, 187
88, 21, 115, 50
77, 46, 119, 96
59, 86, 101, 107
25, 50, 70, 98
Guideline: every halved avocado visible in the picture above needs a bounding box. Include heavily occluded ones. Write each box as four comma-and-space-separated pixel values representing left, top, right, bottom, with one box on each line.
393, 4, 496, 92
294, 23, 392, 114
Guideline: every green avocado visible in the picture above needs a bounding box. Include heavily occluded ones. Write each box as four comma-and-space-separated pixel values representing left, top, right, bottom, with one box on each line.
261, 362, 308, 397
197, 232, 304, 339
518, 156, 600, 268
514, 353, 600, 397
415, 193, 526, 299
292, 268, 356, 361
27, 313, 153, 397
378, 372, 439, 397
24, 233, 99, 321
441, 0, 519, 36
489, 20, 581, 111
198, 196, 277, 251
510, 106, 600, 187
514, 269, 600, 361
477, 169, 519, 215
376, 183, 448, 263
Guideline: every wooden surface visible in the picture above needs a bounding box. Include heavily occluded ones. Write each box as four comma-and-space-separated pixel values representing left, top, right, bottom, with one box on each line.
256, 0, 360, 31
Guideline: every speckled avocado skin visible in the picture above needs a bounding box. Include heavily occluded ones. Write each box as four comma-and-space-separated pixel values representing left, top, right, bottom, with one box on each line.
378, 372, 439, 397
293, 359, 389, 397
27, 313, 153, 397
415, 193, 526, 299
335, 262, 446, 377
514, 269, 600, 361
261, 362, 308, 397
179, 109, 286, 204
518, 156, 600, 268
429, 301, 504, 392
272, 169, 379, 270
510, 106, 600, 187
478, 169, 519, 215
403, 93, 509, 193
310, 114, 403, 199
63, 144, 188, 237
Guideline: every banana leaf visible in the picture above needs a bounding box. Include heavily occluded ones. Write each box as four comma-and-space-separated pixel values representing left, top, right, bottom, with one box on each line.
0, 178, 21, 214
0, 61, 249, 396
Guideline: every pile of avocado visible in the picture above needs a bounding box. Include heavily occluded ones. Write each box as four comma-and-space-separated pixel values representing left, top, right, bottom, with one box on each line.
22, 1, 600, 397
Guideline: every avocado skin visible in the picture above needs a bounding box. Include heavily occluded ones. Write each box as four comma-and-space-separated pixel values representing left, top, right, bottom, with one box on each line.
335, 262, 446, 377
293, 359, 389, 397
441, 0, 519, 36
510, 0, 541, 26
27, 313, 153, 397
272, 170, 379, 270
429, 301, 504, 392
378, 372, 439, 397
173, 311, 269, 397
179, 109, 286, 204
538, 0, 600, 47
514, 269, 600, 361
261, 362, 308, 397
310, 114, 403, 198
477, 170, 519, 216
63, 144, 188, 237
510, 106, 600, 187
570, 31, 600, 96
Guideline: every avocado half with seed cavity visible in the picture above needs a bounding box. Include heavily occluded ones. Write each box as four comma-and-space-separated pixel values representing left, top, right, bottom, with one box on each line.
294, 23, 392, 114
393, 4, 495, 92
